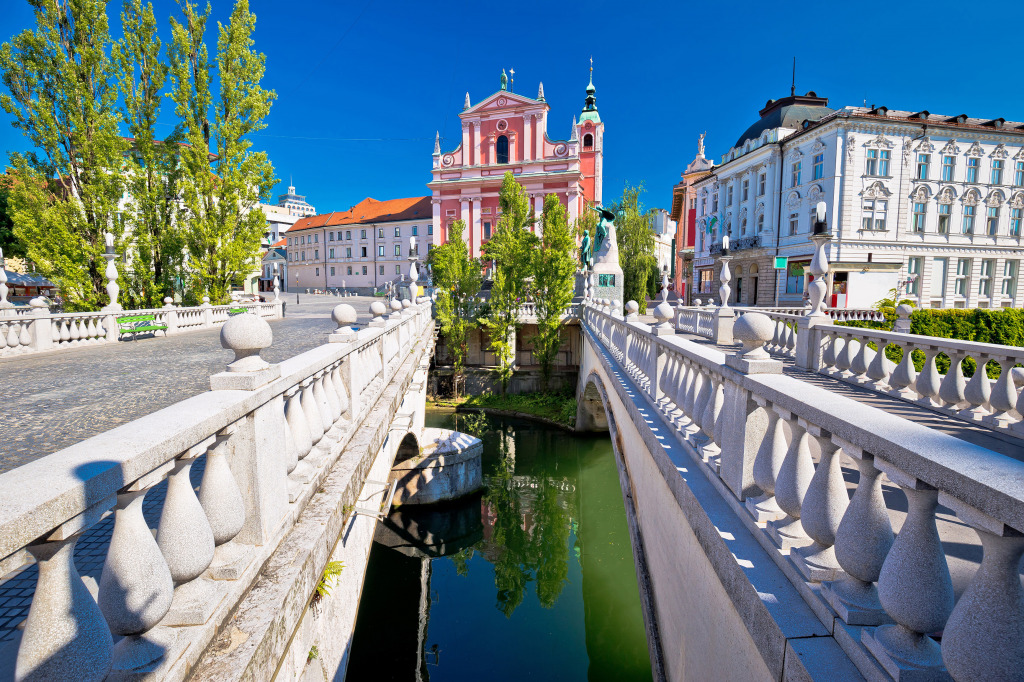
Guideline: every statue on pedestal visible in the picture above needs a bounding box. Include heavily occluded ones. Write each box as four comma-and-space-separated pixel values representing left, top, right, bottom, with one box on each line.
579, 230, 592, 270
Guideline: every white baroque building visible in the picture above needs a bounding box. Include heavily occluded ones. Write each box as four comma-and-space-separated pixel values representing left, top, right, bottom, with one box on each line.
692, 92, 1023, 309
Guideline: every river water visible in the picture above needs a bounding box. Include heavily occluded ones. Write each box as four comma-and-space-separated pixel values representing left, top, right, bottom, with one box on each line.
347, 410, 652, 681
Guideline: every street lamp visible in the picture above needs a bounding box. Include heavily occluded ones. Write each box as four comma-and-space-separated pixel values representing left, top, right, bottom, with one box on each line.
295, 271, 300, 305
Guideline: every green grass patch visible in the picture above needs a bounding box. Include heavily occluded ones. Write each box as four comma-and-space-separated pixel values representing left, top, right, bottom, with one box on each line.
429, 392, 578, 427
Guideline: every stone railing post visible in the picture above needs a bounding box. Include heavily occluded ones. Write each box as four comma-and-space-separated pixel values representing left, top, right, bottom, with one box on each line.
713, 256, 735, 345
894, 304, 913, 333
650, 294, 675, 401
720, 312, 782, 500
796, 226, 832, 369
209, 314, 288, 548
28, 297, 53, 352
163, 297, 179, 335
201, 296, 213, 328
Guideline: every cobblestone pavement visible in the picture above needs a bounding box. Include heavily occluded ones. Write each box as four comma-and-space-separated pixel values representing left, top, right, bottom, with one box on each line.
0, 296, 379, 472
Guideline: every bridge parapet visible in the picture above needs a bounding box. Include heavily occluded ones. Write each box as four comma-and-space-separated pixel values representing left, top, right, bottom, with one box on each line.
0, 299, 434, 681
581, 300, 1024, 681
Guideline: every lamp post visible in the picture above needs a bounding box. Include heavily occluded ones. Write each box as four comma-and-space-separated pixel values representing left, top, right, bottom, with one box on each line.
408, 235, 419, 299
718, 235, 732, 308
0, 247, 12, 310
101, 232, 122, 312
807, 201, 831, 317
272, 263, 280, 300
295, 272, 300, 305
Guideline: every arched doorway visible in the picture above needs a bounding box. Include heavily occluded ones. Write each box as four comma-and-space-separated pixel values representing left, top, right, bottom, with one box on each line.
749, 263, 759, 306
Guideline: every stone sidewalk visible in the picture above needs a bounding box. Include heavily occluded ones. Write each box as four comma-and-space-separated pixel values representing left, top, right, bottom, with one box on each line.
0, 296, 379, 472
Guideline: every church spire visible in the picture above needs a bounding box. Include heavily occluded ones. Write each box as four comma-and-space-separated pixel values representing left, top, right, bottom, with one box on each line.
537, 81, 545, 101
580, 58, 601, 124
464, 92, 470, 110
434, 131, 440, 155
571, 115, 578, 141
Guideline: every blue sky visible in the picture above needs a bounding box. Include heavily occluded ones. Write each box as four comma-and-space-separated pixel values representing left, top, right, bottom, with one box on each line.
3, 0, 1024, 216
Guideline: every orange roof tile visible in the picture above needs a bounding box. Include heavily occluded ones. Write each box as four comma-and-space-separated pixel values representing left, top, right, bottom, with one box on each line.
271, 238, 287, 247
286, 196, 431, 232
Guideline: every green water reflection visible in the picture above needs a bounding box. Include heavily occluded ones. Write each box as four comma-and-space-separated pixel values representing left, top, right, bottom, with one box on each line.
348, 410, 652, 681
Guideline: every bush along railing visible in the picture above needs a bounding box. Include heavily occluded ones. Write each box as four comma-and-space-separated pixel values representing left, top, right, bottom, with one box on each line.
0, 296, 284, 358
582, 298, 1024, 681
0, 297, 433, 681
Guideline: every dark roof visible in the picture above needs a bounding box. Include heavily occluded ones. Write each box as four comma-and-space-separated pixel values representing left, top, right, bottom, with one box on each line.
734, 92, 834, 148
2, 270, 55, 287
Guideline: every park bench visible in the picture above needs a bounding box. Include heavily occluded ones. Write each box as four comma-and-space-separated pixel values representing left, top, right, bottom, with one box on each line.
228, 307, 248, 316
117, 314, 167, 339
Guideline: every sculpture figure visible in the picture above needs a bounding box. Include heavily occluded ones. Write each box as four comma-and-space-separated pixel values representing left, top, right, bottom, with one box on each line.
579, 230, 592, 269
592, 206, 614, 254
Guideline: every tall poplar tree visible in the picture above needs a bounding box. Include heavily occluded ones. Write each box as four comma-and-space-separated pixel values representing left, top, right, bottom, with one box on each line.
482, 172, 538, 394
0, 0, 128, 310
428, 219, 482, 397
168, 0, 275, 303
112, 0, 184, 307
531, 193, 576, 390
614, 183, 657, 313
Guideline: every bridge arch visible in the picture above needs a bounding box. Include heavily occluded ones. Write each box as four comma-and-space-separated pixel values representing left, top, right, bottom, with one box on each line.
394, 431, 420, 464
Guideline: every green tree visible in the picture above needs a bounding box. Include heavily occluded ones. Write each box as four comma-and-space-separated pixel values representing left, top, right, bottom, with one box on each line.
0, 176, 27, 259
427, 219, 481, 397
613, 184, 656, 313
482, 172, 539, 394
1, 0, 129, 310
168, 0, 275, 303
112, 0, 185, 307
531, 193, 576, 390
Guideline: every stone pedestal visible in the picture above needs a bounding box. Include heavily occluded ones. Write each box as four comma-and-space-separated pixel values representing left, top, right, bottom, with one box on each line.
591, 208, 623, 305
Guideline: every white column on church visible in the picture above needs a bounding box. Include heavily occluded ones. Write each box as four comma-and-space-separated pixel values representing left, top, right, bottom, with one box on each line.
460, 197, 471, 252
431, 198, 442, 244
462, 124, 470, 165
489, 135, 496, 166
509, 133, 518, 164
474, 122, 482, 166
472, 197, 482, 259
568, 189, 579, 227
535, 114, 544, 159
523, 115, 533, 162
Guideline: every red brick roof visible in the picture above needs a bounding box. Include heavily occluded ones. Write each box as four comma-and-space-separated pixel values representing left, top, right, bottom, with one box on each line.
286, 196, 431, 232
271, 238, 286, 247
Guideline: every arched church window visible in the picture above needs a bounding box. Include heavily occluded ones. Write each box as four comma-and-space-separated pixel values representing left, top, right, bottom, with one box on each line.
583, 134, 594, 150
497, 135, 509, 164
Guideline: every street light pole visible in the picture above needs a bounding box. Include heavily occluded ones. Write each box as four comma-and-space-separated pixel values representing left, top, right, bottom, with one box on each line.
295, 272, 300, 306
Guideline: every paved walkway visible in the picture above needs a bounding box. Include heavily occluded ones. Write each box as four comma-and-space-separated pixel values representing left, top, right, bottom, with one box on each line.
0, 296, 379, 473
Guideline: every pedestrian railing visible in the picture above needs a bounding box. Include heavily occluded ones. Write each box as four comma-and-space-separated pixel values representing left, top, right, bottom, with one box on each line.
0, 298, 434, 681
811, 324, 1024, 437
582, 300, 1024, 681
0, 298, 284, 358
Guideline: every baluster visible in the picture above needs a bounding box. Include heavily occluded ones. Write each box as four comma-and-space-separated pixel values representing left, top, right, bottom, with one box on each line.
784, 323, 797, 356
863, 464, 954, 680
51, 320, 60, 343
746, 402, 788, 522
156, 450, 217, 625
673, 361, 694, 429
19, 320, 31, 349
767, 416, 814, 550
70, 319, 82, 344
313, 371, 336, 439
866, 340, 893, 390
835, 334, 858, 378
916, 348, 942, 407
16, 535, 113, 681
821, 331, 840, 374
822, 442, 894, 625
792, 430, 849, 581
328, 362, 349, 421
987, 358, 1020, 428
4, 322, 17, 350
697, 375, 723, 464
0, 322, 8, 352
851, 337, 875, 382
199, 430, 250, 579
686, 368, 708, 437
938, 352, 967, 411
86, 318, 98, 342
59, 319, 71, 343
99, 484, 175, 672
940, 498, 1024, 682
769, 320, 783, 353
888, 345, 918, 399
300, 377, 326, 446
960, 355, 992, 421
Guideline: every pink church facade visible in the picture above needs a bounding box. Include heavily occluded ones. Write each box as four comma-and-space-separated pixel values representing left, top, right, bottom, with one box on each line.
428, 71, 604, 257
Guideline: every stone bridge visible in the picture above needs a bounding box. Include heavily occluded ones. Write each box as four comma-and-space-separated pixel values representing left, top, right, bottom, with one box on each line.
575, 298, 1024, 681
0, 299, 434, 682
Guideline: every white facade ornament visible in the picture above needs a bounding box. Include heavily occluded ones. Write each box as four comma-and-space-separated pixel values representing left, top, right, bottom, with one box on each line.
940, 139, 961, 155
862, 181, 891, 200
966, 140, 985, 157
991, 143, 1009, 159
786, 191, 802, 209
912, 186, 930, 202
868, 133, 894, 149
915, 136, 935, 153
902, 137, 912, 166
811, 137, 827, 153
962, 189, 981, 206
808, 184, 824, 202
1011, 192, 1024, 209
986, 190, 1004, 207
846, 134, 856, 165
937, 186, 957, 204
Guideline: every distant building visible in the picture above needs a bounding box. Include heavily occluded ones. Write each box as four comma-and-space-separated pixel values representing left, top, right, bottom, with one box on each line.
275, 184, 316, 217
429, 67, 605, 261
670, 135, 714, 303
259, 239, 287, 294
285, 196, 433, 293
651, 208, 677, 282
692, 91, 1023, 308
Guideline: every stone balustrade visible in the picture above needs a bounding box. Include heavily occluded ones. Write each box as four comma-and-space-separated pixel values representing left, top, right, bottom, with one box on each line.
581, 298, 1024, 681
673, 305, 884, 344
0, 298, 433, 681
809, 324, 1024, 437
0, 299, 284, 358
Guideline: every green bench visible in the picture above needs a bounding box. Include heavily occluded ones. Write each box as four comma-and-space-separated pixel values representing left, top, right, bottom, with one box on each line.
228, 307, 248, 316
117, 314, 168, 339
